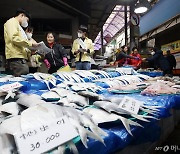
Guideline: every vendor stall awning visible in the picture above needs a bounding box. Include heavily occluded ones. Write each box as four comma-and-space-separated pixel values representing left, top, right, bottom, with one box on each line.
140, 0, 180, 36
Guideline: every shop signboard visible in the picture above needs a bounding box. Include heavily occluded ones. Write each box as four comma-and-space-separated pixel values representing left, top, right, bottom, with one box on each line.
161, 40, 180, 69
161, 40, 180, 54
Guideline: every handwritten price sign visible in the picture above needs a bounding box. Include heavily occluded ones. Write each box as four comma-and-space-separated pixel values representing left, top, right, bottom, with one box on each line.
0, 82, 23, 91
14, 116, 78, 154
118, 96, 141, 114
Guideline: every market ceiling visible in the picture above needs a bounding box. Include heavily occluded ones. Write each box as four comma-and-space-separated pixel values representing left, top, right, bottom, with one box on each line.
38, 0, 137, 40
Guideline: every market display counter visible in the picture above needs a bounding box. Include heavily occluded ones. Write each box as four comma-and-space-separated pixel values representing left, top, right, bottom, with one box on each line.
0, 70, 179, 154
75, 94, 180, 154
118, 109, 180, 154
138, 71, 163, 77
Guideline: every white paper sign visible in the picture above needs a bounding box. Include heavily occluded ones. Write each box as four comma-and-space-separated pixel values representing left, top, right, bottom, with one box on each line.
0, 82, 23, 92
77, 38, 87, 50
14, 116, 78, 154
118, 96, 141, 114
28, 41, 52, 55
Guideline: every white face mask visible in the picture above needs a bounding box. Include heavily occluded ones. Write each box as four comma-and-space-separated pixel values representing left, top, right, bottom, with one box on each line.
151, 51, 155, 55
26, 33, 32, 40
21, 19, 28, 28
78, 33, 83, 38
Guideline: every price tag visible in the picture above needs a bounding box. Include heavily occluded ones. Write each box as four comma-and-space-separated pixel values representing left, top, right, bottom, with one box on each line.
14, 116, 78, 154
118, 96, 141, 114
0, 82, 23, 92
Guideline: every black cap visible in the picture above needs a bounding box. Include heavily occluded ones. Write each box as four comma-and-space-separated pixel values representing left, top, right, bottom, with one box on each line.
79, 25, 88, 33
15, 8, 31, 19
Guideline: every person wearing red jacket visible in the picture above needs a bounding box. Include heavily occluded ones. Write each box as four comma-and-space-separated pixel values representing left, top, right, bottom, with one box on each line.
129, 47, 142, 69
115, 45, 138, 67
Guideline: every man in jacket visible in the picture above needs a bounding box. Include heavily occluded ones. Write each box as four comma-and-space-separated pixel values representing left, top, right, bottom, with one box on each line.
72, 25, 94, 70
143, 47, 171, 76
166, 50, 176, 76
4, 8, 39, 76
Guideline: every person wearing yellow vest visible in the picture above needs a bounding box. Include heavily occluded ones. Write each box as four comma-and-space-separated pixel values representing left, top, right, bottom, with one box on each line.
25, 26, 42, 73
72, 25, 94, 70
4, 8, 39, 76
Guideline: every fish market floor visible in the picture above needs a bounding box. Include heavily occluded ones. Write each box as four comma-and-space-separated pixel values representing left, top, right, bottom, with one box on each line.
155, 122, 180, 154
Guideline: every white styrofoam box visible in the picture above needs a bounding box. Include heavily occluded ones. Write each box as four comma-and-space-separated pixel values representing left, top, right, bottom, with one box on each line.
94, 59, 106, 66
116, 67, 134, 75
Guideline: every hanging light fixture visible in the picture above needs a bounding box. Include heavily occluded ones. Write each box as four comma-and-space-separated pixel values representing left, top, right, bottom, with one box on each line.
134, 4, 148, 13
134, 0, 151, 14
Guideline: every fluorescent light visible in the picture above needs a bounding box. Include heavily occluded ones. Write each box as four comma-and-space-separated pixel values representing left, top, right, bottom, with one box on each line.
134, 6, 148, 13
134, 0, 151, 14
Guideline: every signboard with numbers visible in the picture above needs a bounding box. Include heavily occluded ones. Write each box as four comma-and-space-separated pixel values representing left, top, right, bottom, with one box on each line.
14, 116, 78, 154
118, 96, 141, 114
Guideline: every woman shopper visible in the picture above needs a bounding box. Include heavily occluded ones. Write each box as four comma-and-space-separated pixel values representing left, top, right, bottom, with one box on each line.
44, 32, 68, 74
129, 46, 142, 69
115, 45, 139, 67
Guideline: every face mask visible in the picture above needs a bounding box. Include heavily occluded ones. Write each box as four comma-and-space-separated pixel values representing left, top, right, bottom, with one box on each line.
78, 33, 83, 38
151, 51, 155, 55
26, 33, 32, 39
21, 19, 28, 28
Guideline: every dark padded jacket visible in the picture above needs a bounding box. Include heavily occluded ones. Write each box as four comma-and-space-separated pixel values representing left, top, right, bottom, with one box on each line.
45, 43, 67, 67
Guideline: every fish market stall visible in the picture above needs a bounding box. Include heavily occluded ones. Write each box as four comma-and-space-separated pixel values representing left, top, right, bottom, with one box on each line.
0, 69, 180, 154
137, 68, 163, 77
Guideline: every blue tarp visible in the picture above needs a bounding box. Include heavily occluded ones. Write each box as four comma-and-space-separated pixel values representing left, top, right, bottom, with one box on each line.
72, 92, 179, 154
65, 120, 160, 154
102, 93, 180, 118
138, 71, 163, 77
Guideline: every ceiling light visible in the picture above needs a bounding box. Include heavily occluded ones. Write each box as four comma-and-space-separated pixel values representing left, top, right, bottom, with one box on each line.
134, 0, 151, 14
134, 6, 148, 13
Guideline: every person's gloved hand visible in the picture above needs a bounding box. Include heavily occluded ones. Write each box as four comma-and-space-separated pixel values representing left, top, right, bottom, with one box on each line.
134, 57, 140, 60
63, 57, 68, 66
44, 59, 51, 69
